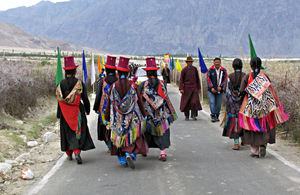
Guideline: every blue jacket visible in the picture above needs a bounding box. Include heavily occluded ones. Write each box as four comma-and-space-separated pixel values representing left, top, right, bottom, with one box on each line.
207, 66, 227, 93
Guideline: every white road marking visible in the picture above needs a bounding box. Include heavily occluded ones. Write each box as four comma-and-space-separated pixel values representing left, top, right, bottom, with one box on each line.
168, 83, 300, 174
25, 154, 66, 195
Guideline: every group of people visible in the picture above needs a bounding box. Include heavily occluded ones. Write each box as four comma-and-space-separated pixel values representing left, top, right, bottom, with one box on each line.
56, 54, 289, 169
56, 55, 178, 168
219, 57, 289, 157
172, 55, 289, 158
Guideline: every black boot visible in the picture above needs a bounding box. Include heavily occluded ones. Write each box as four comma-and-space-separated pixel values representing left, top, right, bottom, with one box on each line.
75, 153, 82, 164
215, 114, 220, 122
211, 114, 216, 122
67, 155, 73, 161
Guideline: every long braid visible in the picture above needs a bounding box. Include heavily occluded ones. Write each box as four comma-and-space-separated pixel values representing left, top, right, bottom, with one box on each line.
118, 70, 128, 97
232, 58, 243, 90
250, 57, 261, 79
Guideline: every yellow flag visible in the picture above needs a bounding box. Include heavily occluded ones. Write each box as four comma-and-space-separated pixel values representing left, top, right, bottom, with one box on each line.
102, 57, 105, 68
98, 55, 101, 73
176, 58, 182, 72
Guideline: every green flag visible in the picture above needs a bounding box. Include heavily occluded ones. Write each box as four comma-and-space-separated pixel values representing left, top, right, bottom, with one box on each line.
55, 47, 63, 87
248, 34, 265, 69
171, 57, 175, 70
248, 34, 257, 58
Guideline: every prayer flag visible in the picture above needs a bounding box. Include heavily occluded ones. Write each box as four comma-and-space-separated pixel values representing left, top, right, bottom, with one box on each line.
91, 53, 96, 85
98, 55, 101, 73
102, 57, 105, 68
249, 34, 265, 69
169, 57, 172, 70
164, 53, 170, 63
198, 47, 208, 73
171, 57, 175, 70
176, 58, 182, 72
55, 47, 63, 87
82, 50, 88, 84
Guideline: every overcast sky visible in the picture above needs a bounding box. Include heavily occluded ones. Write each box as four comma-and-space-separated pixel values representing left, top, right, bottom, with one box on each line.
0, 0, 70, 11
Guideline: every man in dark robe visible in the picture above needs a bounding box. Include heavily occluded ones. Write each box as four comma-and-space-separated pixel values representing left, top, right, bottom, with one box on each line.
161, 65, 170, 85
179, 56, 202, 120
93, 55, 118, 152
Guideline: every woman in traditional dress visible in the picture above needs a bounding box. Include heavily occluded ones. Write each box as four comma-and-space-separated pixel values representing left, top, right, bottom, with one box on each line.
56, 56, 95, 164
221, 58, 246, 150
105, 56, 148, 169
138, 57, 178, 161
239, 57, 289, 158
93, 56, 118, 152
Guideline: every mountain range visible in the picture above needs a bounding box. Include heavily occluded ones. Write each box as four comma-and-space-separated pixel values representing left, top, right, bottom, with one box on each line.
0, 0, 299, 57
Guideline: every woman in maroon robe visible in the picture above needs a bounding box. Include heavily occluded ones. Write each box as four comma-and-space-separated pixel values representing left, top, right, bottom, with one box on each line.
179, 56, 202, 120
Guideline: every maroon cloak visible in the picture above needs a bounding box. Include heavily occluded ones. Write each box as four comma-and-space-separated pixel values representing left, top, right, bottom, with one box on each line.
179, 66, 202, 112
105, 78, 148, 156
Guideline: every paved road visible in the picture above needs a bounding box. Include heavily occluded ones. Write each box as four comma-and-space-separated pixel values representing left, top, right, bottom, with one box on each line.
27, 85, 300, 195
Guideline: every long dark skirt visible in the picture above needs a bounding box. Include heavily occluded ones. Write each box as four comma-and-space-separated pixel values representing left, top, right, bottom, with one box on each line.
59, 104, 95, 151
110, 134, 148, 157
145, 129, 170, 150
97, 118, 108, 141
222, 128, 243, 139
243, 124, 275, 145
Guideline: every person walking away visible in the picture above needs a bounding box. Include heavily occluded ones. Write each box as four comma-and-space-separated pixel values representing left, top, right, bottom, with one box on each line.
221, 58, 246, 150
207, 58, 227, 122
239, 57, 289, 158
56, 56, 95, 164
179, 56, 202, 120
139, 57, 178, 161
93, 55, 118, 153
105, 56, 148, 169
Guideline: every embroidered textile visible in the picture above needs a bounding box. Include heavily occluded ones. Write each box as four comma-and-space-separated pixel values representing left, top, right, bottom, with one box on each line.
98, 80, 111, 124
56, 81, 83, 139
142, 80, 178, 136
110, 83, 144, 148
239, 73, 289, 132
222, 78, 242, 133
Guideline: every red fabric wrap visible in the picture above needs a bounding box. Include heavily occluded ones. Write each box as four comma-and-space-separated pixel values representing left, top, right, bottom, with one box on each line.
157, 83, 166, 100
58, 94, 81, 131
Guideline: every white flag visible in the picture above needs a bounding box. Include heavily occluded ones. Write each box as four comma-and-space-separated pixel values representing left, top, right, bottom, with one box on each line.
91, 53, 96, 85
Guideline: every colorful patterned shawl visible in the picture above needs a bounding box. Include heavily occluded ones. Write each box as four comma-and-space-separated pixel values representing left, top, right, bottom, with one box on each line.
141, 80, 178, 136
221, 78, 242, 133
239, 73, 289, 132
110, 83, 144, 148
56, 80, 83, 139
98, 79, 110, 125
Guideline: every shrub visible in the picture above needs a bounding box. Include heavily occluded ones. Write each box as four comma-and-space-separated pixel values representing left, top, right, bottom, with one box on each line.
0, 61, 56, 118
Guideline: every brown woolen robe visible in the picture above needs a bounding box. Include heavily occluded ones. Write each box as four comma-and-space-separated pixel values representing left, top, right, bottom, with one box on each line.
179, 66, 202, 112
105, 78, 148, 156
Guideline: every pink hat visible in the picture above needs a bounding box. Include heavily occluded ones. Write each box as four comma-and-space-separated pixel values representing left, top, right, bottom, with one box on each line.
116, 56, 131, 72
143, 57, 159, 71
63, 56, 79, 70
104, 55, 117, 69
